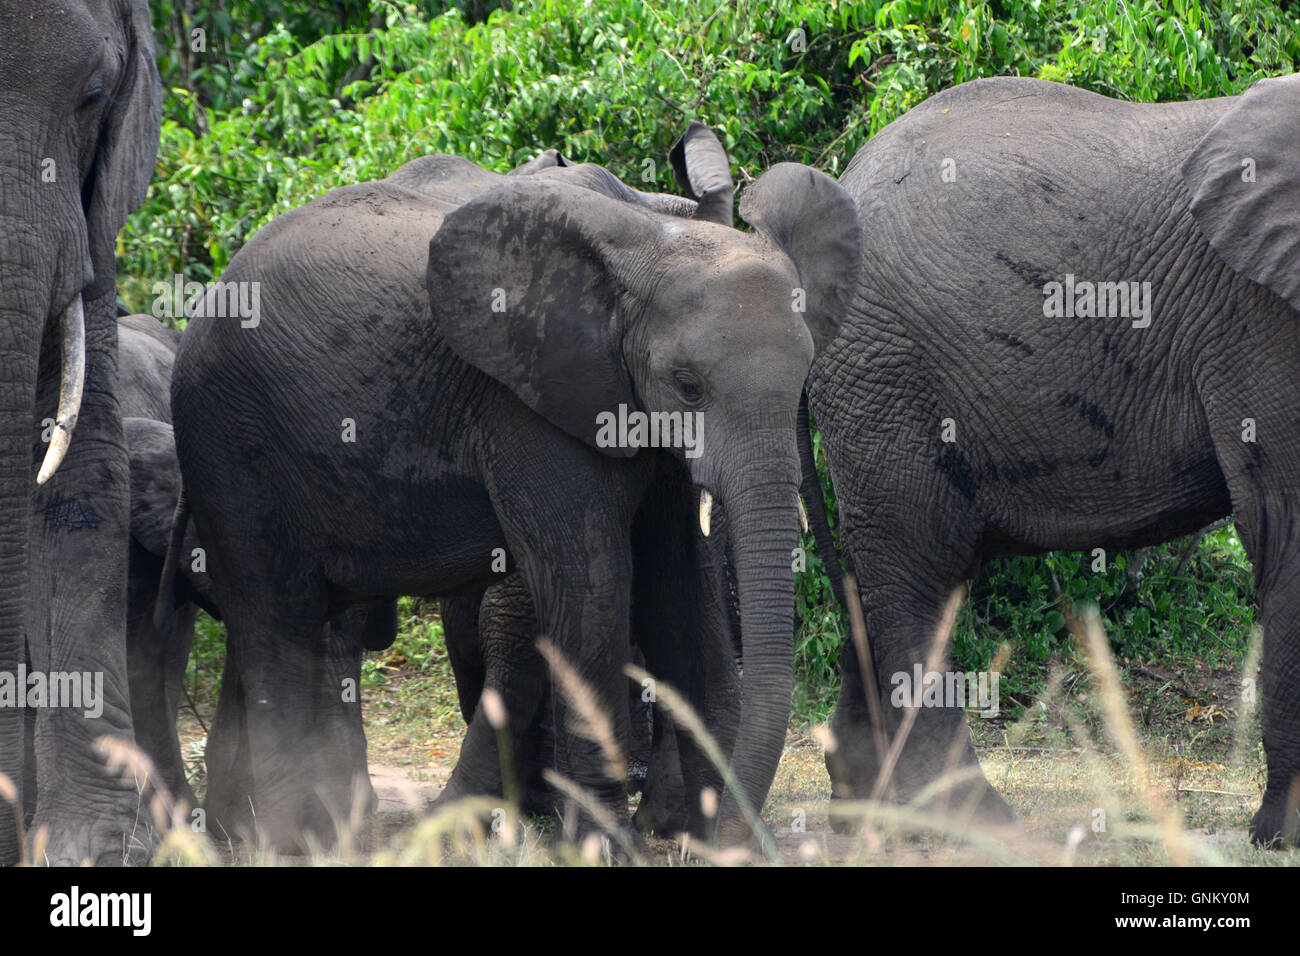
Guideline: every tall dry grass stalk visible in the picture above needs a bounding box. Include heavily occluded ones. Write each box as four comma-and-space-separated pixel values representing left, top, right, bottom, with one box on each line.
0, 771, 25, 864
843, 573, 888, 767
1070, 605, 1194, 866
536, 637, 626, 784
1230, 625, 1264, 773
869, 584, 966, 804
95, 735, 219, 865
624, 662, 781, 865
540, 769, 644, 864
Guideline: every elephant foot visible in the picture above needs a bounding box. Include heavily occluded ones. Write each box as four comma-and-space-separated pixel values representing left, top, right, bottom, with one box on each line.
632, 782, 689, 837
206, 779, 374, 854
31, 795, 155, 866
824, 707, 1019, 837
1248, 795, 1300, 848
711, 810, 777, 861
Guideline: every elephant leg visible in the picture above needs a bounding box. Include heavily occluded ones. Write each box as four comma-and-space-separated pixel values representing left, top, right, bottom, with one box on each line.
435, 574, 549, 813
205, 601, 368, 853
126, 543, 198, 810
317, 615, 375, 832
627, 466, 738, 839
27, 343, 150, 865
826, 510, 1015, 833
440, 592, 488, 725
633, 712, 688, 836
516, 542, 635, 841
1200, 342, 1300, 846
1246, 531, 1300, 847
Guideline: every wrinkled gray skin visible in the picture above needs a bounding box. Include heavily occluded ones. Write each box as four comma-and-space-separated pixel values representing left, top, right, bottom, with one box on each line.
439, 468, 744, 839
118, 314, 205, 810
170, 126, 861, 851
811, 75, 1300, 846
0, 2, 161, 866
117, 314, 378, 839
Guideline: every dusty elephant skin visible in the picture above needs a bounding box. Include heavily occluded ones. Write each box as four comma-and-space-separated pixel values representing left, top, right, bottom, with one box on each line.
169, 129, 861, 852
810, 74, 1300, 846
0, 2, 162, 866
117, 314, 378, 832
437, 465, 743, 841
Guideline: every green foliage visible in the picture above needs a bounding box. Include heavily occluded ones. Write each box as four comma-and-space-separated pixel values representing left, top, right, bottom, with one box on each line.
126, 0, 1293, 723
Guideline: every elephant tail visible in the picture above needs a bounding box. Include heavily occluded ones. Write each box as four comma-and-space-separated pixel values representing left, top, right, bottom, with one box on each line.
152, 487, 190, 632
797, 387, 848, 612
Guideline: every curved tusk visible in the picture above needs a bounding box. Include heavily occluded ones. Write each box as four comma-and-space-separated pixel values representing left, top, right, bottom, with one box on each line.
36, 295, 86, 485
798, 497, 809, 534
699, 488, 714, 537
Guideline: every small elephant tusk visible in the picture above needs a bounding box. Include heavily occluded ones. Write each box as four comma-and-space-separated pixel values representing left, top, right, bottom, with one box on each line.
798, 497, 809, 534
36, 295, 86, 486
699, 488, 714, 537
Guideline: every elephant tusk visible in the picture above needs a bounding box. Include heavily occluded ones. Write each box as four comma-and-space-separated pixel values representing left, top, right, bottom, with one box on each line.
36, 295, 86, 486
798, 497, 809, 534
699, 488, 714, 537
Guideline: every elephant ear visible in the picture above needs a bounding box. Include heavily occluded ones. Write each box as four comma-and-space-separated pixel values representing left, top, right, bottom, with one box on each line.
1181, 73, 1300, 314
739, 163, 862, 352
427, 179, 649, 455
669, 121, 734, 226
508, 148, 570, 176
86, 0, 162, 292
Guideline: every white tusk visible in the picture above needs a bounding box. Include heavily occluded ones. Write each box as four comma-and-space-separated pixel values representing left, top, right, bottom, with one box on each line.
798, 497, 809, 534
699, 488, 713, 537
36, 295, 86, 485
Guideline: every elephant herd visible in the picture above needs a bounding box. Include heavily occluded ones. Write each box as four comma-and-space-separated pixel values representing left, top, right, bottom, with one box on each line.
2, 0, 1298, 865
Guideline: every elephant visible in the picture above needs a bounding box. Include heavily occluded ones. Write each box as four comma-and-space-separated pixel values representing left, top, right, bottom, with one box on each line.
116, 313, 379, 839
167, 122, 861, 852
0, 1, 162, 866
804, 74, 1300, 846
117, 314, 208, 810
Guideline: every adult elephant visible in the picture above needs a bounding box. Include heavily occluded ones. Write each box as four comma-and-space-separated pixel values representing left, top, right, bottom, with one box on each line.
0, 2, 161, 865
808, 75, 1300, 846
170, 126, 861, 851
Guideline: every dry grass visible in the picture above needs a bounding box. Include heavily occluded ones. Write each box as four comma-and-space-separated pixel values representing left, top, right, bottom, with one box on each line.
7, 599, 1295, 866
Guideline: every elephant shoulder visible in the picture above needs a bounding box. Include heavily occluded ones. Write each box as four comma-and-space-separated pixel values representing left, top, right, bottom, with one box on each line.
383, 154, 508, 207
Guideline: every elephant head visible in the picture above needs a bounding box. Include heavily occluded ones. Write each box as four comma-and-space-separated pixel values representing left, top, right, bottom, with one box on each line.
0, 1, 160, 864
425, 131, 861, 846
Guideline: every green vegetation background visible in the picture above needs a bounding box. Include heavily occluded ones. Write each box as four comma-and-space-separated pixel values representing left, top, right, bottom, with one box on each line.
135, 0, 1297, 725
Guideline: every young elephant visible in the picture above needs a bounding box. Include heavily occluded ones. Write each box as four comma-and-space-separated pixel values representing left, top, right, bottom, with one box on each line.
809, 74, 1300, 845
170, 125, 860, 851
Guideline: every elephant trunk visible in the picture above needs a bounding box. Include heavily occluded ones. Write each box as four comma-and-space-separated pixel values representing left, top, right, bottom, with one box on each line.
0, 292, 42, 866
709, 442, 801, 851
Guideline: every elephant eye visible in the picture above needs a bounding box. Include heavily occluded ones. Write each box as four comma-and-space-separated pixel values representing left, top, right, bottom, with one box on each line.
81, 87, 108, 109
674, 372, 702, 403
